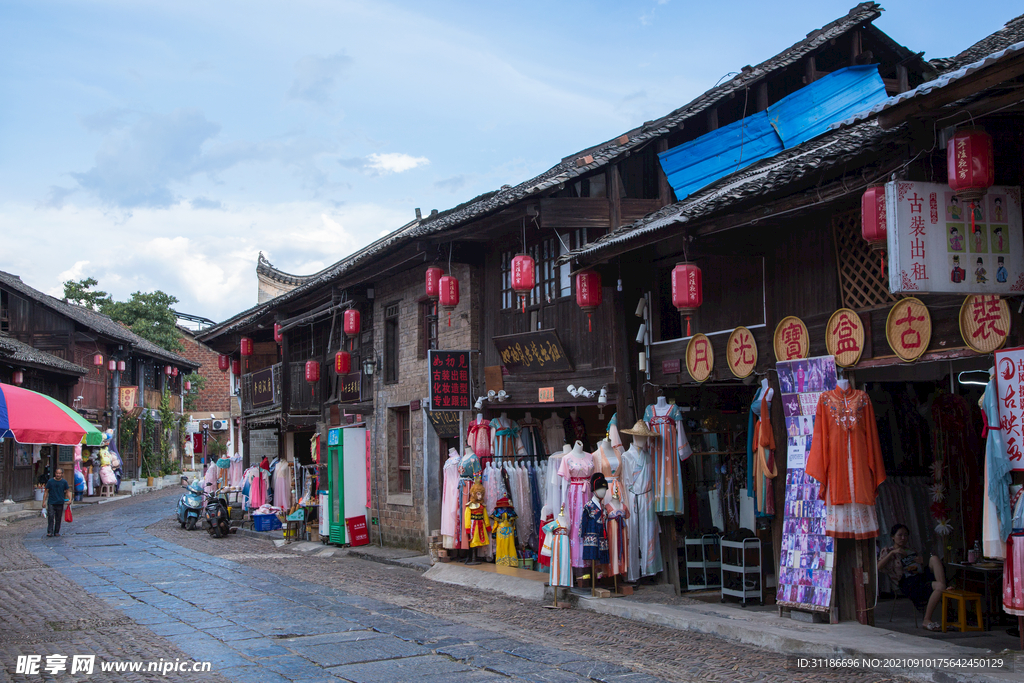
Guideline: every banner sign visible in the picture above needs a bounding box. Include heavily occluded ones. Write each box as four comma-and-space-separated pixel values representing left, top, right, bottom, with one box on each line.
994, 347, 1024, 471
428, 350, 472, 410
775, 355, 839, 613
251, 366, 275, 407
337, 372, 362, 403
118, 386, 138, 413
886, 181, 1024, 294
493, 330, 573, 373
427, 410, 461, 438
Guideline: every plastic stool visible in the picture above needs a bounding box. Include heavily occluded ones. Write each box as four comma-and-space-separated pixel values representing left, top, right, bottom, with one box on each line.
941, 589, 983, 633
98, 484, 115, 498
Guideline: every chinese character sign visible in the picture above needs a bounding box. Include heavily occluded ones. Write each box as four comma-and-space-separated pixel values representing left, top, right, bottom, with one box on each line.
428, 350, 472, 410
885, 297, 931, 362
773, 316, 809, 361
824, 308, 864, 367
493, 330, 573, 373
994, 347, 1024, 471
685, 333, 714, 382
775, 355, 838, 612
726, 326, 758, 378
887, 181, 1023, 294
960, 295, 1010, 354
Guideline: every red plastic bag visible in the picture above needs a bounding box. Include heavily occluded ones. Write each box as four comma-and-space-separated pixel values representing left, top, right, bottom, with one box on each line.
64, 507, 73, 523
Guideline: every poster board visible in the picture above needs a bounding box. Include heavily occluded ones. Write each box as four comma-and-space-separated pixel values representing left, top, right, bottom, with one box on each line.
994, 346, 1024, 471
774, 355, 838, 612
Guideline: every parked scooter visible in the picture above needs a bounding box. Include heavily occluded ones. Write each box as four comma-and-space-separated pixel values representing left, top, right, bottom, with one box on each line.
202, 485, 232, 538
176, 476, 204, 530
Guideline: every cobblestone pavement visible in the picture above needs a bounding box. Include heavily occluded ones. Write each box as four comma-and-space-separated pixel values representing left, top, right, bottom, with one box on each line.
6, 489, 911, 682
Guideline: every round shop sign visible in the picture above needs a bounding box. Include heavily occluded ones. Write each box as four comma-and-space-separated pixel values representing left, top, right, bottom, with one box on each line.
885, 297, 932, 362
773, 316, 809, 361
685, 333, 714, 383
959, 295, 1009, 354
825, 308, 865, 367
726, 326, 758, 378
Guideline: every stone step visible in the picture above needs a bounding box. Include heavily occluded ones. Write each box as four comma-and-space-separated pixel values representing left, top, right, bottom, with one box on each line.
0, 502, 25, 515
0, 509, 41, 524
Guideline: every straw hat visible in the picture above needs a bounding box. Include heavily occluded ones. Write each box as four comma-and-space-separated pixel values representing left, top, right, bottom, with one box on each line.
620, 420, 659, 437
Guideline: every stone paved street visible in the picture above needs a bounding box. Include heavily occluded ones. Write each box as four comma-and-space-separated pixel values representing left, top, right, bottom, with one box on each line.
1, 488, 911, 682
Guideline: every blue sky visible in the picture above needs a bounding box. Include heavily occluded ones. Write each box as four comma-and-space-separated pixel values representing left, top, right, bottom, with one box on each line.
1, 1, 1017, 321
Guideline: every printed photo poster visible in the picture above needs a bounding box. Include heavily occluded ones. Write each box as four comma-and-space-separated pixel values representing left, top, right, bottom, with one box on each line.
775, 355, 838, 612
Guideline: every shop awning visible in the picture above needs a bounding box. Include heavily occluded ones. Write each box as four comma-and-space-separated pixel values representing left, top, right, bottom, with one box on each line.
0, 382, 103, 446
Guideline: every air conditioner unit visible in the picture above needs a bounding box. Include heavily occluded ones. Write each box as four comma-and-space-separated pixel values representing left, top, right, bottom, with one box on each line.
211, 420, 229, 431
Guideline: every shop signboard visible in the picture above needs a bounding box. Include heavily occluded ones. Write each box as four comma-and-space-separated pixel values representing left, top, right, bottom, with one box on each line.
824, 308, 865, 367
886, 181, 1024, 294
337, 372, 362, 403
775, 355, 839, 613
251, 366, 275, 407
959, 295, 1010, 354
685, 333, 714, 382
726, 326, 757, 378
427, 410, 461, 439
773, 316, 809, 361
428, 350, 472, 410
994, 347, 1024, 471
884, 298, 931, 362
538, 387, 554, 403
493, 330, 573, 373
118, 385, 138, 412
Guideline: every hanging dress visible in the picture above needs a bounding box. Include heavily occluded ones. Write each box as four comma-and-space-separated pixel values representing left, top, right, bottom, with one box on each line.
519, 417, 546, 456
492, 417, 522, 460
538, 511, 555, 567
752, 392, 777, 517
606, 504, 628, 576
544, 415, 566, 453
621, 444, 662, 580
558, 450, 594, 568
580, 499, 609, 564
456, 452, 482, 549
547, 516, 573, 587
982, 379, 1012, 559
1003, 489, 1024, 615
546, 452, 565, 513
593, 440, 623, 502
644, 403, 691, 515
467, 420, 492, 463
492, 503, 519, 567
228, 453, 244, 487
607, 413, 625, 457
441, 452, 461, 549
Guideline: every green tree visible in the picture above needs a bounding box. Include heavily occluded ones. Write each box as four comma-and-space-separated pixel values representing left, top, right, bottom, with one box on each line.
182, 371, 207, 411
103, 290, 184, 353
62, 277, 110, 310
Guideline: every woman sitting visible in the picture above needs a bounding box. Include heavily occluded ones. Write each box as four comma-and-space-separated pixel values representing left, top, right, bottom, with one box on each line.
878, 523, 946, 631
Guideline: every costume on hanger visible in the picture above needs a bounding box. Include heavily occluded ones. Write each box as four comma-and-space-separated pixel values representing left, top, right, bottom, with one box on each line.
1003, 489, 1024, 615
982, 378, 1013, 559
558, 447, 594, 568
538, 508, 554, 568
805, 386, 886, 539
543, 414, 565, 453
564, 414, 589, 451
492, 416, 522, 460
581, 499, 609, 564
931, 391, 981, 550
751, 391, 777, 517
467, 419, 492, 463
545, 516, 573, 587
456, 451, 482, 548
519, 416, 546, 456
546, 451, 565, 513
441, 450, 461, 549
621, 442, 662, 580
606, 501, 628, 576
643, 403, 692, 514
492, 496, 519, 567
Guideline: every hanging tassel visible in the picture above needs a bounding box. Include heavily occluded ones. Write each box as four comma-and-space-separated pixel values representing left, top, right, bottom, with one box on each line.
448, 311, 452, 327
685, 315, 692, 337
588, 313, 592, 333
521, 295, 526, 314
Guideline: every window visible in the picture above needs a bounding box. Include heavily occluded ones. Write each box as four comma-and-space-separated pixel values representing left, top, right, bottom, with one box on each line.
396, 407, 411, 493
384, 302, 399, 384
501, 229, 592, 309
418, 301, 437, 360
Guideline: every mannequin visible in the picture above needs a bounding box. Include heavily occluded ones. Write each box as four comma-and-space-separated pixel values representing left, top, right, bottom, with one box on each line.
644, 395, 691, 514
456, 447, 482, 551
467, 416, 491, 463
491, 412, 524, 460
441, 448, 461, 549
546, 504, 573, 599
463, 478, 490, 565
619, 420, 662, 580
519, 411, 545, 456
605, 489, 628, 585
582, 472, 610, 595
543, 411, 565, 453
492, 495, 518, 567
594, 438, 622, 500
557, 440, 594, 568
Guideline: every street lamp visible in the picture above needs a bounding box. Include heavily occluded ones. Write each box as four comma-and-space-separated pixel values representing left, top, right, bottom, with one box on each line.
362, 353, 377, 377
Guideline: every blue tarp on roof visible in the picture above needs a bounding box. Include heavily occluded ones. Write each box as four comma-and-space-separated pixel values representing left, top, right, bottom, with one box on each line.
659, 65, 889, 200
657, 110, 782, 202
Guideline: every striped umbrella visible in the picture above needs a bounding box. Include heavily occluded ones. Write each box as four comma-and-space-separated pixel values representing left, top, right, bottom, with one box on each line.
0, 383, 103, 446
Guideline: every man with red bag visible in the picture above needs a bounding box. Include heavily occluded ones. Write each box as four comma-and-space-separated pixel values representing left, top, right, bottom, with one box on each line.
42, 468, 71, 537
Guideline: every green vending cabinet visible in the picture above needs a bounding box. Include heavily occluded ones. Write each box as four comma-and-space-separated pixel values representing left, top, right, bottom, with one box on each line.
327, 428, 346, 545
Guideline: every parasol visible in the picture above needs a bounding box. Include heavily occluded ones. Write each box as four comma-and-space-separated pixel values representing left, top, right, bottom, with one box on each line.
0, 383, 103, 446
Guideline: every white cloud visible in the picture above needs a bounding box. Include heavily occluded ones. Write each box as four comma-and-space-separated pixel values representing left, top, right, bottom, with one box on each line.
366, 153, 429, 174
49, 260, 92, 297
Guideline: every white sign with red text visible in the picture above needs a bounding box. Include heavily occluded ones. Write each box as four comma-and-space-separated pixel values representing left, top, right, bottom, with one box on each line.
994, 346, 1024, 472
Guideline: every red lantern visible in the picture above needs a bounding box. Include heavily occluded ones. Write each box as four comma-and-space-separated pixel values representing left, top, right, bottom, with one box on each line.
575, 271, 602, 332
343, 309, 361, 338
93, 353, 103, 367
107, 359, 116, 372
164, 365, 172, 376
305, 360, 321, 383
240, 337, 253, 356
12, 370, 24, 386
511, 253, 535, 312
218, 354, 230, 372
335, 351, 351, 375
861, 185, 888, 276
439, 275, 459, 326
948, 129, 994, 236
184, 380, 191, 391
117, 360, 126, 372
671, 263, 703, 337
231, 359, 241, 375
172, 367, 179, 377
425, 266, 443, 301
273, 323, 283, 344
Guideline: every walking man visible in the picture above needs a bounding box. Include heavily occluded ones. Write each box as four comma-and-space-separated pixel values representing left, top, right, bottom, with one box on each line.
42, 468, 71, 537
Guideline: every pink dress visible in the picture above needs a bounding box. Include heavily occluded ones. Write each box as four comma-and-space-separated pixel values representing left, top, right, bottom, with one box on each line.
467, 420, 492, 463
558, 451, 594, 568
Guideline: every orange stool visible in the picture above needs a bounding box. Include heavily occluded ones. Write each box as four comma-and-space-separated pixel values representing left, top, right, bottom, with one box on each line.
941, 589, 983, 633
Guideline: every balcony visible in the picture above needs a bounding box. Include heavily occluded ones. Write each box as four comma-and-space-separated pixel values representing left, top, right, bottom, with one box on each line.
240, 362, 320, 415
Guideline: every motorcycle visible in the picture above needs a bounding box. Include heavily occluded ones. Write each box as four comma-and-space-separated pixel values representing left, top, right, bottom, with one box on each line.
202, 485, 232, 538
176, 476, 204, 530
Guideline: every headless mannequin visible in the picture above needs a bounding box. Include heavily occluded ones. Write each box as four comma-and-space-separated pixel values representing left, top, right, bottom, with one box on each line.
524, 411, 532, 421
761, 377, 775, 402
590, 485, 608, 595
836, 377, 850, 391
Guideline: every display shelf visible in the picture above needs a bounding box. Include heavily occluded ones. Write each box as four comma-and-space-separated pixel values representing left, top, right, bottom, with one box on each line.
720, 538, 762, 606
682, 534, 721, 590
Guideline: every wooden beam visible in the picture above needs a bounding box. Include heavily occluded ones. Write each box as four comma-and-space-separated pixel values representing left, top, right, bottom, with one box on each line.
849, 30, 862, 65
805, 55, 817, 84
656, 138, 673, 207
608, 165, 623, 230
756, 81, 768, 112
897, 64, 910, 93
706, 107, 719, 131
879, 53, 1024, 129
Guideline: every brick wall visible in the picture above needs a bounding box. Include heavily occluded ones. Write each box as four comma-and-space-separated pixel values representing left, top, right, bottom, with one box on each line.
248, 428, 278, 463
369, 262, 477, 551
177, 332, 231, 414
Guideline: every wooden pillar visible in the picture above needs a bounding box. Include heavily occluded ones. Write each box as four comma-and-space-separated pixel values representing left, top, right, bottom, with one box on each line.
656, 139, 673, 208
706, 108, 719, 132
896, 64, 909, 93
242, 421, 250, 470
755, 81, 768, 112
608, 164, 623, 230
848, 30, 861, 65
805, 56, 817, 84
659, 515, 681, 594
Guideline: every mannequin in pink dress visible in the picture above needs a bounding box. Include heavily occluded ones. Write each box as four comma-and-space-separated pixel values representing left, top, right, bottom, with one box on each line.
557, 441, 594, 568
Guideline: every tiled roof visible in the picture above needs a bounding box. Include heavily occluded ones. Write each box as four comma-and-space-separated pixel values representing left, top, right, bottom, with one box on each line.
941, 12, 1024, 73
559, 120, 907, 265
0, 270, 196, 368
0, 333, 88, 375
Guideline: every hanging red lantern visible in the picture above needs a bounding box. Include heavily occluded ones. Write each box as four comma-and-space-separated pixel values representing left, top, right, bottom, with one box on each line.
231, 359, 241, 375
305, 360, 321, 383
184, 380, 192, 391
240, 337, 254, 356
172, 367, 179, 377
93, 353, 103, 367
218, 354, 230, 372
671, 263, 703, 337
511, 253, 535, 312
117, 360, 126, 372
439, 275, 459, 326
343, 309, 361, 338
335, 350, 351, 375
862, 186, 888, 276
575, 270, 602, 332
107, 359, 116, 372
273, 323, 283, 344
11, 370, 24, 386
425, 266, 443, 301
164, 365, 172, 376
948, 129, 994, 236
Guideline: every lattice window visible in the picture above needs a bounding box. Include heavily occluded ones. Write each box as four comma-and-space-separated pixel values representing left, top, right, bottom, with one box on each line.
832, 209, 899, 310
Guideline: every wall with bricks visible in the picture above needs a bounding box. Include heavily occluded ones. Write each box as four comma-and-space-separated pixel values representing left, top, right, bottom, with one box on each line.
369, 262, 478, 551
247, 428, 278, 463
177, 330, 231, 414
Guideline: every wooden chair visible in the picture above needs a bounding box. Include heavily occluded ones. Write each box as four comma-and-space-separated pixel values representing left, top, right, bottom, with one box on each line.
941, 589, 983, 633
